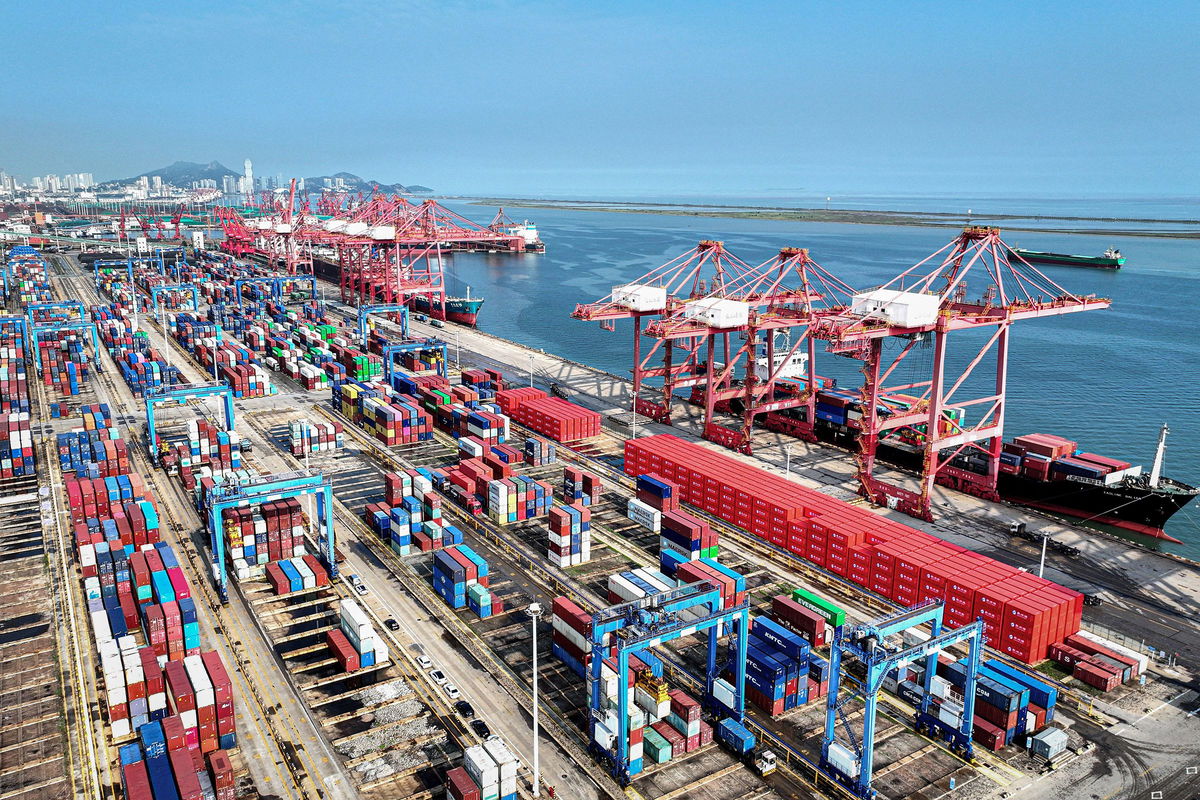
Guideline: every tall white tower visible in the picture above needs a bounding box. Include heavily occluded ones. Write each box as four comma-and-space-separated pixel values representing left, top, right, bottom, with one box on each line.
243, 158, 253, 184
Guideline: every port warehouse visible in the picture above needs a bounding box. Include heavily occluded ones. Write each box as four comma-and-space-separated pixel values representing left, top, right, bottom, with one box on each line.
0, 240, 1162, 800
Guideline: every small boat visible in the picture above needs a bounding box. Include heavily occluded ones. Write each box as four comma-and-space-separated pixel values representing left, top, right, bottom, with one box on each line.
1010, 247, 1125, 269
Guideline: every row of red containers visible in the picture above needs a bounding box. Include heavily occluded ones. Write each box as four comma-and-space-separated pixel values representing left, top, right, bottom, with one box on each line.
625, 435, 1082, 664
496, 388, 602, 442
1048, 634, 1140, 692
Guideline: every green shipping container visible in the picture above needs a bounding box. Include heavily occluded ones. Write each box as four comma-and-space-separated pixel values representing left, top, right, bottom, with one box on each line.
643, 728, 672, 763
790, 587, 846, 627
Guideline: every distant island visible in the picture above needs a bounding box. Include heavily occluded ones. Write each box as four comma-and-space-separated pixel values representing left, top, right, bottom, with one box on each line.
459, 197, 1200, 239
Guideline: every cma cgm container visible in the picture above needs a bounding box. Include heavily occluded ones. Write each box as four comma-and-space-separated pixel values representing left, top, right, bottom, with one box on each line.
625, 434, 1082, 664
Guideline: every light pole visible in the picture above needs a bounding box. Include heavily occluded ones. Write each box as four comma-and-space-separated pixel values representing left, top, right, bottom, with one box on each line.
527, 602, 544, 797
455, 330, 461, 367
1038, 533, 1049, 579
528, 354, 535, 388
783, 443, 793, 475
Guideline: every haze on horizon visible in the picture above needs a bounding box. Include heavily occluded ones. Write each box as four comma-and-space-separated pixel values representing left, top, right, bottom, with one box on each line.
2, 0, 1196, 199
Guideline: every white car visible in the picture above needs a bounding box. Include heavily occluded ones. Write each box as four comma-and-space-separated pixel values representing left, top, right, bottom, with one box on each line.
416, 655, 433, 671
444, 683, 461, 700
429, 670, 448, 686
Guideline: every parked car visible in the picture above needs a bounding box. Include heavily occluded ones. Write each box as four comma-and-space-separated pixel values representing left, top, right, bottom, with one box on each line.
470, 719, 491, 738
454, 701, 475, 718
384, 618, 400, 631
416, 655, 433, 671
429, 670, 448, 686
444, 683, 461, 700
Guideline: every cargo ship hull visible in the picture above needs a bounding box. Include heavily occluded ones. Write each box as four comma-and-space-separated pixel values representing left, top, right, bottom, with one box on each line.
410, 295, 484, 327
1011, 248, 1125, 269
993, 472, 1194, 542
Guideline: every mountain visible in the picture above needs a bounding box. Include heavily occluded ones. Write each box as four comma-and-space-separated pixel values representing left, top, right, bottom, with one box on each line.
136, 160, 239, 185
303, 171, 432, 195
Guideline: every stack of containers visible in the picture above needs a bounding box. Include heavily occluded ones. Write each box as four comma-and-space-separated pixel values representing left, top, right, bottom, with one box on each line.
673, 559, 746, 609
740, 615, 811, 714
546, 504, 591, 567
186, 419, 243, 471
287, 420, 344, 455
656, 509, 718, 575
626, 497, 661, 533
771, 593, 832, 648
635, 474, 681, 512
0, 412, 36, 477
935, 657, 1031, 750
562, 466, 602, 506
463, 737, 520, 800
57, 428, 131, 478
551, 596, 592, 677
607, 568, 676, 603
485, 476, 554, 525
334, 382, 435, 446
432, 545, 492, 616
624, 434, 1083, 664
523, 436, 556, 466
265, 555, 330, 595
983, 659, 1059, 734
0, 321, 31, 415
336, 598, 388, 670
496, 388, 602, 443
37, 331, 90, 395
1048, 634, 1140, 692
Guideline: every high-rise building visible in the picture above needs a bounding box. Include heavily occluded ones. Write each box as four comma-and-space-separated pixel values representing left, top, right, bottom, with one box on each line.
243, 158, 253, 184
222, 174, 237, 195
151, 175, 164, 194
80, 172, 94, 188
46, 174, 62, 191
32, 176, 44, 191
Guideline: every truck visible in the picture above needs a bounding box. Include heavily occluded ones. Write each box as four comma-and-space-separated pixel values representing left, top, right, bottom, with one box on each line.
715, 718, 776, 776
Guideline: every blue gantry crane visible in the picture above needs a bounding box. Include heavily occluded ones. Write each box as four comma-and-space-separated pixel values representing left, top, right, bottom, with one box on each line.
380, 340, 449, 382
234, 276, 316, 305
30, 321, 101, 374
144, 382, 236, 464
26, 300, 86, 325
357, 303, 410, 346
821, 602, 985, 799
150, 284, 201, 313
92, 258, 133, 290
204, 471, 338, 602
588, 581, 750, 785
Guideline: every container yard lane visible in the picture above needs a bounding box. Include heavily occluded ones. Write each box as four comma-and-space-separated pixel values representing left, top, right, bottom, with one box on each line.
239, 402, 609, 800
52, 259, 356, 800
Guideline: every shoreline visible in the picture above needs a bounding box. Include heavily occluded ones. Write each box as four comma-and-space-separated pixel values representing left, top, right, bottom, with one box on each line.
456, 196, 1200, 239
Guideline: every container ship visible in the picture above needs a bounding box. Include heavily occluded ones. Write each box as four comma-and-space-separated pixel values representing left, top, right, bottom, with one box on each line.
717, 383, 1196, 542
1010, 247, 1125, 269
410, 293, 484, 327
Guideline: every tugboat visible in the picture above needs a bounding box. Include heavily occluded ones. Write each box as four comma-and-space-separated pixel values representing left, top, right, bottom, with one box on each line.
1009, 246, 1125, 269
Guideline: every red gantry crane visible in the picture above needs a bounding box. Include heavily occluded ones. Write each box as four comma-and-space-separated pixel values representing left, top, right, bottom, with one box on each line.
808, 226, 1110, 521
572, 240, 762, 423
643, 247, 859, 453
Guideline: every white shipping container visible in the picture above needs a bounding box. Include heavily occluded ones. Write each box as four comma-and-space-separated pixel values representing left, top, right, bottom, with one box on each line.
827, 741, 861, 778
483, 736, 519, 781
612, 283, 667, 312
626, 499, 661, 532
850, 288, 940, 328
339, 598, 373, 634
464, 744, 499, 788
681, 297, 750, 329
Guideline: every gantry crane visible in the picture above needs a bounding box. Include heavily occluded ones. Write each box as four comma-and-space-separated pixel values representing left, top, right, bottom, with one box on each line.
589, 581, 749, 785
643, 247, 858, 452
822, 602, 985, 799
572, 240, 761, 423
808, 226, 1109, 521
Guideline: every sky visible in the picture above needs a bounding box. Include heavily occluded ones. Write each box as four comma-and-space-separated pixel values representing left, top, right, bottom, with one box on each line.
1, 0, 1197, 198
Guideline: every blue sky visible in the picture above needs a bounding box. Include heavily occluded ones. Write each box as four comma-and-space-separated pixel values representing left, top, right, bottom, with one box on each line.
1, 0, 1196, 197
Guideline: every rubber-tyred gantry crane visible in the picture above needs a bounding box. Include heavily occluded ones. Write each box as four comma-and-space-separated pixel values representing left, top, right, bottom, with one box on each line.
572, 240, 761, 423
809, 226, 1110, 521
